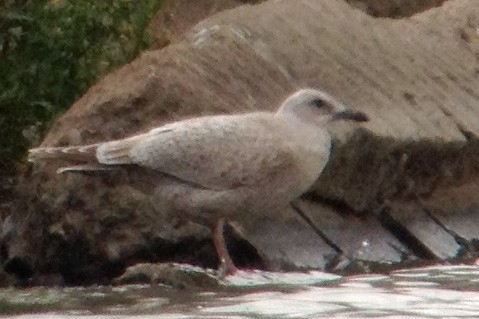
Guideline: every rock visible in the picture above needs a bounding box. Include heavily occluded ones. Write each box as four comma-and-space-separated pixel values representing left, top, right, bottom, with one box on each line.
236, 206, 339, 271
421, 182, 479, 249
149, 0, 265, 48
8, 0, 479, 284
113, 263, 220, 289
295, 199, 413, 270
385, 202, 463, 260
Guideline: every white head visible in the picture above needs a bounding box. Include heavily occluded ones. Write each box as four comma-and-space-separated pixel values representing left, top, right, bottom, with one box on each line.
277, 88, 368, 125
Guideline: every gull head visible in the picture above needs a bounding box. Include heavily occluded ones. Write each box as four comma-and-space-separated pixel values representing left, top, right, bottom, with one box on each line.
278, 88, 368, 125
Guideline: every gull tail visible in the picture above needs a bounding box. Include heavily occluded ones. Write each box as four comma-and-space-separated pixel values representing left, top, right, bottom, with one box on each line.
28, 143, 113, 174
28, 143, 100, 163
28, 133, 148, 174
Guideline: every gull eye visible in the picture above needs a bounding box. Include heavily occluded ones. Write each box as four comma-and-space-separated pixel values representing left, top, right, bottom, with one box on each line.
311, 98, 325, 108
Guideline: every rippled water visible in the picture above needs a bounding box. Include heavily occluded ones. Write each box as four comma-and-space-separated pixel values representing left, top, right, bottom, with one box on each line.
3, 264, 479, 318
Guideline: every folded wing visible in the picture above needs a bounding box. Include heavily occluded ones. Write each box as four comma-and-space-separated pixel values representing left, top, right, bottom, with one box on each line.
97, 113, 296, 191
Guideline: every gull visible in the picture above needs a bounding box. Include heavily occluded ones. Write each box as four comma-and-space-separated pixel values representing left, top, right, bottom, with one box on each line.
28, 88, 368, 276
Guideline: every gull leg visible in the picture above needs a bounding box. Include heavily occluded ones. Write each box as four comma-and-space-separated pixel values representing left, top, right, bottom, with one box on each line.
213, 218, 238, 276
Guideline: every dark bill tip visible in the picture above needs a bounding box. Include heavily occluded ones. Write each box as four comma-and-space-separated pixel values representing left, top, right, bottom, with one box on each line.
332, 110, 369, 122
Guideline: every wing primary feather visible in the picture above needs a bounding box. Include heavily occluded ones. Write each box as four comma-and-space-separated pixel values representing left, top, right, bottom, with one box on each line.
57, 165, 119, 174
28, 144, 100, 162
96, 133, 147, 165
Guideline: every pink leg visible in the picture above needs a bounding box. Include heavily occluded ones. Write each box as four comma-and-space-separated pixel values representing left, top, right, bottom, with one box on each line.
213, 218, 238, 276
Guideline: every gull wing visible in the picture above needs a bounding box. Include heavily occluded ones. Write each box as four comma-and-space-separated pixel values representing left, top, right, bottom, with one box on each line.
98, 113, 297, 190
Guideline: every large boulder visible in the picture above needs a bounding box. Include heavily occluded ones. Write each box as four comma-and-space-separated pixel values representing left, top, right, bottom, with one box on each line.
6, 0, 479, 285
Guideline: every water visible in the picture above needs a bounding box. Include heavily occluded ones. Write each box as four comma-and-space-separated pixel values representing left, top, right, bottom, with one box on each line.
2, 264, 479, 318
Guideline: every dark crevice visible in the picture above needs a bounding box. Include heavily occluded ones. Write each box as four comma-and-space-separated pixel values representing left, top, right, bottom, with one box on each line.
140, 236, 218, 269
457, 125, 474, 142
467, 239, 479, 256
52, 236, 126, 286
143, 229, 265, 272
300, 193, 366, 217
378, 211, 436, 260
3, 257, 34, 280
436, 104, 474, 142
420, 205, 468, 259
290, 201, 342, 254
389, 241, 417, 262
223, 222, 265, 270
346, 0, 449, 18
